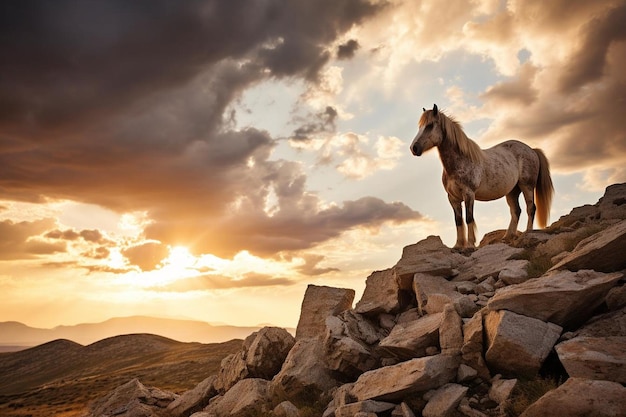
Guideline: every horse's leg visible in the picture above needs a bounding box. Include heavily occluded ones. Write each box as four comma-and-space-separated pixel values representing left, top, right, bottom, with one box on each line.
448, 194, 466, 249
465, 193, 477, 247
520, 184, 536, 231
504, 187, 522, 241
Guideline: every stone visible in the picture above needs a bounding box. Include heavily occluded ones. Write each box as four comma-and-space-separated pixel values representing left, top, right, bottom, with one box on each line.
457, 364, 477, 383
488, 376, 517, 405
597, 183, 626, 220
271, 338, 339, 404
555, 336, 626, 383
392, 402, 417, 417
296, 285, 355, 340
273, 400, 301, 417
379, 313, 397, 330
394, 236, 465, 289
550, 219, 626, 272
355, 268, 402, 315
167, 375, 216, 417
213, 352, 248, 393
461, 311, 490, 380
487, 269, 623, 329
89, 378, 177, 417
439, 304, 463, 355
243, 326, 295, 380
519, 378, 626, 417
379, 313, 442, 359
498, 260, 530, 285
484, 310, 562, 378
422, 383, 468, 417
413, 273, 463, 315
324, 311, 381, 378
335, 400, 396, 417
203, 378, 271, 417
606, 284, 626, 311
455, 282, 476, 294
350, 354, 459, 402
454, 243, 524, 282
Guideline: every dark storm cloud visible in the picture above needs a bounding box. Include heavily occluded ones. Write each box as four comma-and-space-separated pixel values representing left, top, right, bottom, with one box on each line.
559, 3, 626, 93
0, 0, 423, 258
337, 39, 360, 59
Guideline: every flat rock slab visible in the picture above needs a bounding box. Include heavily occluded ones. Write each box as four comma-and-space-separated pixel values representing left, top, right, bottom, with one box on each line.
487, 269, 623, 328
296, 285, 355, 340
520, 378, 626, 417
484, 310, 562, 378
355, 268, 401, 315
454, 243, 523, 282
550, 219, 626, 272
422, 383, 468, 417
335, 400, 396, 417
379, 313, 442, 359
555, 336, 626, 383
167, 375, 216, 417
394, 236, 465, 289
351, 354, 459, 402
413, 274, 463, 315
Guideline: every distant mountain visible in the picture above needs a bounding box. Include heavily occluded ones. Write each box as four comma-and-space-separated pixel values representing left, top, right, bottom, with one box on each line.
0, 334, 242, 416
0, 316, 294, 349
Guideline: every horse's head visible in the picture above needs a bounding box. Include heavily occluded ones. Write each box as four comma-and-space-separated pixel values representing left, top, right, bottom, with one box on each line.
410, 104, 442, 156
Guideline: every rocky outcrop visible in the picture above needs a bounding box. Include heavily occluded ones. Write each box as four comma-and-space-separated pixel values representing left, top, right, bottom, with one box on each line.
89, 378, 177, 417
90, 183, 626, 417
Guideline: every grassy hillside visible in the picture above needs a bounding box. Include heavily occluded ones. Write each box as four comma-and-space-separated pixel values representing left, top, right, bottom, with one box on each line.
0, 334, 242, 417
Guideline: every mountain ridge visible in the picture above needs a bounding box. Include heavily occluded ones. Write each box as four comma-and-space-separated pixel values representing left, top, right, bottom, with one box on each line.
0, 315, 293, 349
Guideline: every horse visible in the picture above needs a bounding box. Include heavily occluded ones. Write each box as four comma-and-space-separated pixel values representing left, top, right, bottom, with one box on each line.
409, 104, 554, 249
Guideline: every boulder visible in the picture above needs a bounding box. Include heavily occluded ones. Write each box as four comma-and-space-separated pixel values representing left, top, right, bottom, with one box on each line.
213, 352, 248, 393
484, 310, 562, 378
498, 261, 530, 285
378, 313, 442, 359
273, 400, 301, 417
296, 285, 355, 340
202, 378, 271, 417
167, 375, 216, 417
519, 378, 626, 417
271, 339, 339, 404
487, 269, 623, 328
392, 402, 416, 417
350, 354, 459, 402
461, 311, 490, 380
550, 219, 626, 272
606, 284, 626, 311
555, 336, 626, 383
89, 378, 177, 417
439, 304, 463, 355
454, 243, 524, 282
422, 383, 468, 417
413, 273, 463, 315
243, 326, 295, 380
393, 236, 465, 289
488, 376, 517, 405
324, 310, 383, 378
597, 183, 626, 220
335, 400, 396, 417
355, 268, 402, 315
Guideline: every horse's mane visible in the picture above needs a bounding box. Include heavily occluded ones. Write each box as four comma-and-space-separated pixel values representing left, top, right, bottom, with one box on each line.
422, 110, 484, 163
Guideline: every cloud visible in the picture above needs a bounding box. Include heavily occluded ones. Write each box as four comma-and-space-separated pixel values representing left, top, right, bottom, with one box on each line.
0, 218, 66, 260
149, 273, 295, 292
0, 0, 421, 259
337, 39, 360, 59
122, 242, 169, 272
297, 254, 340, 276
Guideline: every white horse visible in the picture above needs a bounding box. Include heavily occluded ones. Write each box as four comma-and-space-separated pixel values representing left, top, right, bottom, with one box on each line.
410, 104, 554, 249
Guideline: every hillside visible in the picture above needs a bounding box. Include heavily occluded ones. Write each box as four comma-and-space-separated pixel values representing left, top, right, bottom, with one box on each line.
80, 183, 626, 417
0, 334, 242, 417
0, 315, 273, 349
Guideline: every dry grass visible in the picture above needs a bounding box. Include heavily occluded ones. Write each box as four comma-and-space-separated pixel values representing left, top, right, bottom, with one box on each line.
505, 376, 561, 416
0, 335, 242, 417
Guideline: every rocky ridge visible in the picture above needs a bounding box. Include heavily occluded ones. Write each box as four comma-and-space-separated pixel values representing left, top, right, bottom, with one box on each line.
87, 184, 626, 417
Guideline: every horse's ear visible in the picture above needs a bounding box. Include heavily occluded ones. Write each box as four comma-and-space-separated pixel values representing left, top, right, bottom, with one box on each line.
422, 107, 426, 112
433, 104, 438, 116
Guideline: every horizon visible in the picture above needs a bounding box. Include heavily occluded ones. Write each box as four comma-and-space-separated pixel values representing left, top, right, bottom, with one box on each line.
1, 1, 625, 329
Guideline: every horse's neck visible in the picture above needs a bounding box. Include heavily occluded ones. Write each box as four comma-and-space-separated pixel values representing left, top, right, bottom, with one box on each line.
437, 135, 475, 173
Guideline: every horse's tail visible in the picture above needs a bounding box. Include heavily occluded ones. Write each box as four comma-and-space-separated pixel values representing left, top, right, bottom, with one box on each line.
533, 148, 554, 228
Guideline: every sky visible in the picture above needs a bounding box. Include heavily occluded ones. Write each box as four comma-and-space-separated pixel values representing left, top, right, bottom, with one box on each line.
1, 0, 625, 329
